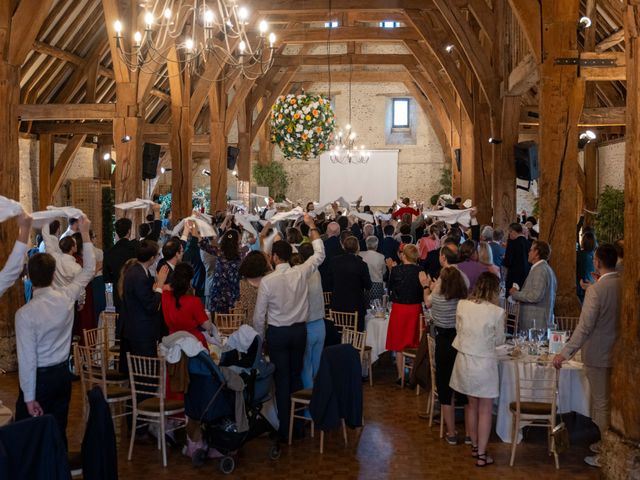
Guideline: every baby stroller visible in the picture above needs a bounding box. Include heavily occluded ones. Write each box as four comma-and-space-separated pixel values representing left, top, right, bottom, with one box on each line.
185, 333, 280, 474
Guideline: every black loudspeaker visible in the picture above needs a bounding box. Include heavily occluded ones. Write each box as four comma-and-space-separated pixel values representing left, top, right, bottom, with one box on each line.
227, 146, 240, 170
514, 141, 539, 181
454, 148, 462, 173
142, 143, 161, 180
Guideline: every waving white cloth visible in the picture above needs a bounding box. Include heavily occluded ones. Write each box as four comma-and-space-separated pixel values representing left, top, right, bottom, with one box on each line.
172, 216, 217, 238
348, 210, 374, 223
114, 198, 155, 210
194, 211, 213, 224
224, 325, 258, 354
424, 207, 473, 226
32, 206, 84, 228
234, 214, 260, 237
268, 206, 304, 223
0, 196, 24, 223
374, 211, 392, 221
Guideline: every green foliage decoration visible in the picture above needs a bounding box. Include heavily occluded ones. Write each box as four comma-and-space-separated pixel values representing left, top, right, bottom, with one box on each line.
253, 162, 289, 202
595, 186, 624, 244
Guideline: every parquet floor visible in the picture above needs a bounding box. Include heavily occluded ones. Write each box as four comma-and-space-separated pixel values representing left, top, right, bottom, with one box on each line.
0, 356, 599, 479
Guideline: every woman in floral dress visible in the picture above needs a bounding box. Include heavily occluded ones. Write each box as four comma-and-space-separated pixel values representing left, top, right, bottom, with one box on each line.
199, 229, 242, 313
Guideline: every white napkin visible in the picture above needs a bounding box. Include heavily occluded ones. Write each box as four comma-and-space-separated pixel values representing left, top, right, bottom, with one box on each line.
424, 207, 473, 226
374, 211, 392, 221
172, 216, 217, 238
268, 206, 304, 223
32, 206, 84, 228
234, 214, 260, 237
114, 198, 155, 210
348, 210, 374, 223
0, 196, 24, 223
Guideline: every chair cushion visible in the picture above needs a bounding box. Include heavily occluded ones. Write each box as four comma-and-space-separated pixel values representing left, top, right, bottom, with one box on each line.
139, 398, 184, 413
106, 369, 127, 382
509, 401, 552, 415
291, 388, 313, 401
106, 386, 131, 399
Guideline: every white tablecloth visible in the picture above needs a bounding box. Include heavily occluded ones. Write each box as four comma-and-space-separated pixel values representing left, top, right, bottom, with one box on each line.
495, 357, 591, 443
365, 312, 389, 363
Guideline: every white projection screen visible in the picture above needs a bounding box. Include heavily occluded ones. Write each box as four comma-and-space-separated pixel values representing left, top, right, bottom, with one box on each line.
319, 150, 399, 206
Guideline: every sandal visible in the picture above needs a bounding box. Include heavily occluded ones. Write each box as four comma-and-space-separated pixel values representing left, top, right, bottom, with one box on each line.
476, 453, 494, 467
471, 445, 479, 458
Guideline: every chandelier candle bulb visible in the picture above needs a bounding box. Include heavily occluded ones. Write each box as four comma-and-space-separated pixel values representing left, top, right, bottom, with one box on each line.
259, 20, 268, 35
133, 31, 142, 47
238, 6, 249, 22
269, 32, 276, 47
185, 38, 194, 51
239, 41, 246, 53
144, 11, 153, 30
204, 10, 214, 27
114, 20, 122, 36
163, 8, 172, 19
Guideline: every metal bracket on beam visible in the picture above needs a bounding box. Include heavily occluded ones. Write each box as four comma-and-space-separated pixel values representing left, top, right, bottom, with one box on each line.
554, 58, 616, 67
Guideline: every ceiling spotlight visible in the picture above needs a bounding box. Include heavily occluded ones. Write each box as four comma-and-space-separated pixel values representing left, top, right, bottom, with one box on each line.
121, 135, 131, 143
202, 169, 211, 176
160, 167, 172, 174
102, 152, 111, 161
488, 137, 503, 144
445, 44, 454, 53
578, 16, 592, 30
578, 130, 597, 149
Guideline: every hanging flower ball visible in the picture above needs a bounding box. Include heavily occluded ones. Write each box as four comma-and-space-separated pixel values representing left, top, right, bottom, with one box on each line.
270, 93, 335, 160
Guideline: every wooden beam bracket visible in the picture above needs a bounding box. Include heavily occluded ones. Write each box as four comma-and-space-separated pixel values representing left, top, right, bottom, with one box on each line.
554, 57, 617, 67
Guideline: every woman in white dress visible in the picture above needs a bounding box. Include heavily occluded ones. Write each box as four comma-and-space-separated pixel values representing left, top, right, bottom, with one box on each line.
449, 272, 506, 467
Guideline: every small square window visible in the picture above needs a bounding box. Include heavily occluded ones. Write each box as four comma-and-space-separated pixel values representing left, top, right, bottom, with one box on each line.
324, 21, 339, 28
392, 98, 410, 128
379, 21, 401, 28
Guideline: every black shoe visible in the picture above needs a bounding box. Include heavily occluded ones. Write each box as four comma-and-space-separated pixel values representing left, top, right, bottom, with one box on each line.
362, 376, 370, 383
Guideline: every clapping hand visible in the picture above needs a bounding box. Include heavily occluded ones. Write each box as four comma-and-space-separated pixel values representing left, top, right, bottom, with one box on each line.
552, 354, 564, 369
156, 265, 170, 287
385, 258, 397, 269
579, 279, 594, 291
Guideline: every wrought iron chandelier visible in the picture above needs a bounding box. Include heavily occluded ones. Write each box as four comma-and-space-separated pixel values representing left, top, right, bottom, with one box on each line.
329, 62, 370, 165
113, 0, 277, 80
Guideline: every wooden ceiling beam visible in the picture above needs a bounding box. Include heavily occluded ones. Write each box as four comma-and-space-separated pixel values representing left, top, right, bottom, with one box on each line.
506, 53, 539, 96
519, 106, 626, 126
8, 0, 54, 66
251, 0, 462, 12
290, 70, 411, 82
101, 0, 129, 84
50, 134, 87, 197
273, 53, 416, 66
507, 0, 542, 64
265, 12, 408, 23
595, 29, 625, 52
17, 103, 116, 121
276, 26, 420, 43
579, 51, 626, 80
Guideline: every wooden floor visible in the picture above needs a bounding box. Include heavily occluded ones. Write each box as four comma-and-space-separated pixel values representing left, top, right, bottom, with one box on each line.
0, 356, 599, 480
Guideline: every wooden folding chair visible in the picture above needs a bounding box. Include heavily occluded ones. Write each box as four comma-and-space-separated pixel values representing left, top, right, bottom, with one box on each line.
505, 301, 520, 336
83, 326, 127, 386
323, 292, 332, 318
328, 310, 358, 332
214, 312, 245, 337
402, 313, 426, 392
126, 354, 186, 467
509, 359, 560, 469
341, 329, 372, 386
426, 334, 444, 438
555, 316, 580, 337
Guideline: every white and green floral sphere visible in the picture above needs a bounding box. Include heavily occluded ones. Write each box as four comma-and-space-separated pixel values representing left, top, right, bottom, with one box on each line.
270, 93, 336, 160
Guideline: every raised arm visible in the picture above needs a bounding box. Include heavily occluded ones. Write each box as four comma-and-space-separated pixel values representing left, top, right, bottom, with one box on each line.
42, 220, 63, 256
297, 214, 325, 279
145, 203, 162, 242
0, 211, 31, 297
65, 215, 96, 302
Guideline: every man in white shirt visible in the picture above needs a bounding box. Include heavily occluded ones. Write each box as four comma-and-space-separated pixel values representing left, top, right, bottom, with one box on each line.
253, 213, 325, 439
59, 217, 79, 239
37, 220, 60, 253
42, 222, 82, 289
0, 212, 32, 297
14, 214, 95, 449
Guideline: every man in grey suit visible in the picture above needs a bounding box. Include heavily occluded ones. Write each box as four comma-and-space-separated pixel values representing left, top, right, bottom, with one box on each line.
509, 240, 557, 331
553, 244, 620, 468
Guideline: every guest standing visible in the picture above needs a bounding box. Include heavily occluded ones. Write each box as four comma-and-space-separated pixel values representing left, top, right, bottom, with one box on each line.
15, 215, 95, 449
298, 242, 326, 389
449, 273, 506, 467
456, 240, 489, 293
358, 236, 386, 302
503, 223, 530, 293
200, 230, 242, 314
236, 251, 272, 327
421, 266, 468, 444
553, 244, 620, 468
329, 236, 372, 331
253, 214, 325, 440
385, 244, 423, 384
318, 222, 343, 292
509, 240, 557, 331
576, 231, 596, 303
478, 242, 501, 279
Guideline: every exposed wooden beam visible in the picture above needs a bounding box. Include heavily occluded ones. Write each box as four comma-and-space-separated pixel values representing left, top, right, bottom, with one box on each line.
519, 106, 626, 126
101, 0, 129, 83
507, 53, 539, 96
250, 68, 299, 145
8, 0, 55, 66
595, 29, 624, 52
579, 51, 626, 80
507, 0, 542, 63
291, 71, 411, 82
276, 26, 420, 43
273, 53, 416, 66
38, 133, 53, 209
51, 134, 87, 197
253, 0, 439, 12
16, 103, 116, 121
467, 0, 496, 40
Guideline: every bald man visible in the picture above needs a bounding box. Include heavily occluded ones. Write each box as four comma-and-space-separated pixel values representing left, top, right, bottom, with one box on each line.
319, 222, 343, 292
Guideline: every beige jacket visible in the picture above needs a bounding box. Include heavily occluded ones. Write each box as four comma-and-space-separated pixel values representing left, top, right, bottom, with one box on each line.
561, 272, 621, 368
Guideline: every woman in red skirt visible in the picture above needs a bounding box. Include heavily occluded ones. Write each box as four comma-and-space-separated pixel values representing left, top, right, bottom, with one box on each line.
385, 243, 424, 385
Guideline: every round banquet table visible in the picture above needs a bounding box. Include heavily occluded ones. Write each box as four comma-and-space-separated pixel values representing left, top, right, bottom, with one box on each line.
494, 352, 591, 443
365, 311, 389, 364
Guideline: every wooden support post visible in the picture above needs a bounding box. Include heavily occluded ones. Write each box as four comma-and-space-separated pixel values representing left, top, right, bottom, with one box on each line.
601, 3, 640, 477
209, 83, 228, 212
39, 133, 53, 209
168, 47, 193, 220
237, 98, 251, 182
95, 140, 113, 182
472, 86, 493, 225
459, 114, 475, 205
538, 0, 583, 317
